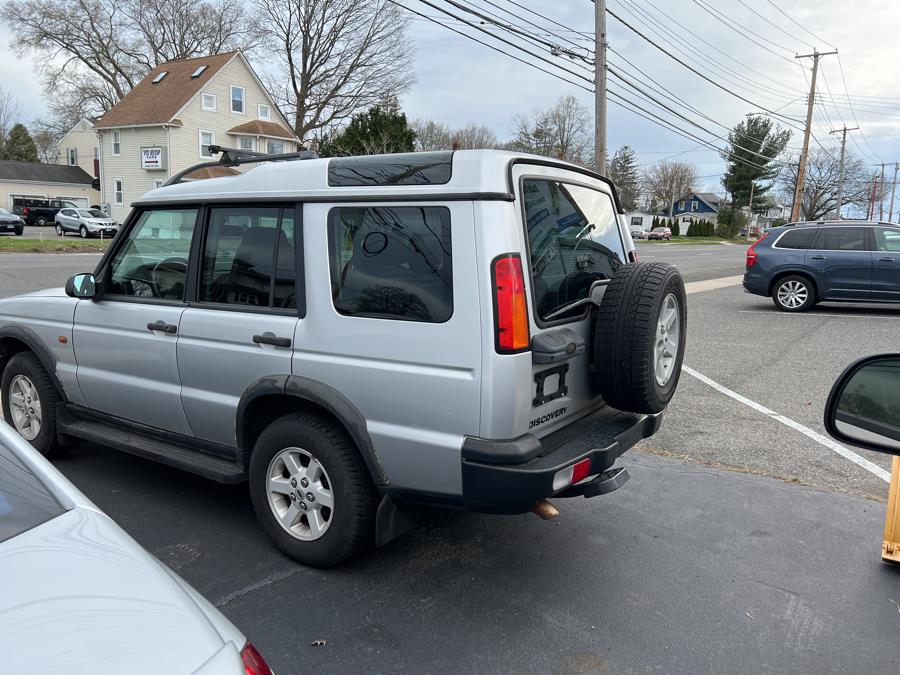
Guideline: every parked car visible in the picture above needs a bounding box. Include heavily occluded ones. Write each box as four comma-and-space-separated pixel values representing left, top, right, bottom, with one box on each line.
743, 221, 900, 312
0, 206, 24, 236
55, 207, 119, 238
12, 197, 79, 226
0, 420, 272, 674
0, 149, 687, 567
630, 227, 648, 239
648, 226, 672, 240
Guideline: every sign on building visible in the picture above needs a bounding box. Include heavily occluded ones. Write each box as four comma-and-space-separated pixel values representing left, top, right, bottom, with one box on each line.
140, 147, 166, 170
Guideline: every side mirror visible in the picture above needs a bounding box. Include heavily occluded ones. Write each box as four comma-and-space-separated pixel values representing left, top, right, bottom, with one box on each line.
825, 354, 900, 455
65, 273, 97, 299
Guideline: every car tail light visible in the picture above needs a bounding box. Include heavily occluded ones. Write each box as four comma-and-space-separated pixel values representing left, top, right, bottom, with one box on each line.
629, 250, 639, 262
22, 207, 29, 216
746, 232, 769, 269
241, 642, 272, 675
492, 254, 530, 353
552, 458, 592, 491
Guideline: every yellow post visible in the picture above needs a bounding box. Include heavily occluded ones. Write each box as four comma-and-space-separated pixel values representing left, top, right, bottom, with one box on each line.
883, 456, 900, 564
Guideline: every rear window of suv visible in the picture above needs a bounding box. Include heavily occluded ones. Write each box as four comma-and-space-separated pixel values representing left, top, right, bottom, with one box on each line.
775, 228, 819, 249
522, 179, 625, 321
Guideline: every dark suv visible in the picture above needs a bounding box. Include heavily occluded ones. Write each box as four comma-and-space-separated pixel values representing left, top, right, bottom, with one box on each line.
743, 221, 900, 311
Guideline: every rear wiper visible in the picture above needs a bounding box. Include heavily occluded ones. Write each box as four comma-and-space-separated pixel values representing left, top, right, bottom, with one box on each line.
573, 222, 595, 251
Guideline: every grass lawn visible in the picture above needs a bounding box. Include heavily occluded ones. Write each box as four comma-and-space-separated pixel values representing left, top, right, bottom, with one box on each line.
635, 236, 752, 245
0, 237, 111, 253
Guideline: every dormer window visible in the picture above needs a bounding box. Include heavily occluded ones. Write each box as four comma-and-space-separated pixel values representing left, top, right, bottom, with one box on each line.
258, 104, 271, 121
191, 65, 208, 78
152, 71, 168, 84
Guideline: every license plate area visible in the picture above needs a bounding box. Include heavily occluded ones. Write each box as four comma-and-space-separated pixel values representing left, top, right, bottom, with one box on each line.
534, 363, 569, 406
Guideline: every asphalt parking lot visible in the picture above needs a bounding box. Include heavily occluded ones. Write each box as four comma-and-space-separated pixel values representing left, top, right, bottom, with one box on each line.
2, 243, 899, 672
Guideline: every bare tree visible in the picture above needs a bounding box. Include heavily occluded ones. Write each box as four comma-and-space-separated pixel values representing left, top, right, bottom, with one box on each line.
779, 148, 873, 220
641, 160, 699, 213
255, 0, 415, 144
509, 95, 590, 164
2, 0, 257, 114
0, 86, 22, 153
411, 119, 498, 151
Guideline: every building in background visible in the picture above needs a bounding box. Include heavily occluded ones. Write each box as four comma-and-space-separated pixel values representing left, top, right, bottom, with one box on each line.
56, 118, 100, 183
0, 160, 98, 211
668, 192, 720, 231
91, 51, 299, 221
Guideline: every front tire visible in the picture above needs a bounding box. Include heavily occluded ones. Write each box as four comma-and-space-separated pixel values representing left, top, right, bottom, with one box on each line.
1, 352, 61, 456
249, 413, 377, 567
594, 262, 687, 414
772, 275, 815, 312
80, 225, 88, 239
55, 223, 63, 236
14, 227, 23, 236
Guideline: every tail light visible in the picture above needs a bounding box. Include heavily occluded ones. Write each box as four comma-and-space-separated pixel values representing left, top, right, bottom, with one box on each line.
552, 458, 592, 491
746, 232, 769, 269
628, 250, 639, 262
241, 642, 272, 675
492, 254, 530, 353
22, 207, 30, 216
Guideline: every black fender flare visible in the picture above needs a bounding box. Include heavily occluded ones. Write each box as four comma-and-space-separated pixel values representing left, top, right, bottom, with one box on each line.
236, 375, 387, 485
0, 325, 68, 401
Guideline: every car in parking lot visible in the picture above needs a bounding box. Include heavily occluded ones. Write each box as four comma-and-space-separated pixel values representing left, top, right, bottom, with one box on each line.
648, 226, 672, 240
12, 197, 78, 226
743, 220, 900, 311
630, 227, 648, 239
0, 420, 272, 675
54, 207, 119, 238
0, 148, 686, 567
0, 206, 24, 236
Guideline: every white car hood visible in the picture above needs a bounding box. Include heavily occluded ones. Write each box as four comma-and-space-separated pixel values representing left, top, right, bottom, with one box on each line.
0, 506, 236, 674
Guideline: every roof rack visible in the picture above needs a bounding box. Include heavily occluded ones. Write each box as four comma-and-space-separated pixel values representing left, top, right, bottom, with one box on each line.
164, 145, 318, 186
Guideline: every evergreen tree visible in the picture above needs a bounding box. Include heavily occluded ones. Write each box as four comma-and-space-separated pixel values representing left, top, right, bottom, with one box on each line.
607, 145, 640, 210
317, 100, 415, 157
721, 115, 791, 209
1, 123, 38, 162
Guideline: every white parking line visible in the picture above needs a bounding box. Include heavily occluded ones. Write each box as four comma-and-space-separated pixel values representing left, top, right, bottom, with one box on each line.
682, 365, 891, 483
738, 310, 900, 320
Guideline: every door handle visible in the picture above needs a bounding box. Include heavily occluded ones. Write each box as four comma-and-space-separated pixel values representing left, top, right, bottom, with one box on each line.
147, 320, 177, 334
809, 255, 827, 260
877, 256, 895, 262
253, 332, 292, 348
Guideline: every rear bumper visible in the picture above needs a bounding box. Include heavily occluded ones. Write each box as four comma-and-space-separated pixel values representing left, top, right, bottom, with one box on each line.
742, 272, 768, 296
460, 406, 663, 514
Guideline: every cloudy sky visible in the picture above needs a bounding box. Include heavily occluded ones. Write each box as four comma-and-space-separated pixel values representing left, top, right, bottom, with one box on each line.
2, 0, 899, 196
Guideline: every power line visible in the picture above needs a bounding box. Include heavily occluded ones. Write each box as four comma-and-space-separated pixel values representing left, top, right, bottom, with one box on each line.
734, 0, 815, 49
836, 54, 884, 163
690, 0, 796, 62
765, 1, 836, 49
476, 0, 593, 51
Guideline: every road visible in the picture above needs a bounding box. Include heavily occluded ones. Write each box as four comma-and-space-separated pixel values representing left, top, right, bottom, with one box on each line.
3, 244, 900, 673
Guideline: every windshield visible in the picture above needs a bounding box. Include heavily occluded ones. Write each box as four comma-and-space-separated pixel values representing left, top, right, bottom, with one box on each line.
79, 209, 106, 218
0, 433, 64, 543
523, 179, 625, 321
0, 207, 11, 215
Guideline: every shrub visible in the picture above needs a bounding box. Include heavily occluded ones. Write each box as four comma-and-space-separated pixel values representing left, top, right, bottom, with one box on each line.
671, 218, 680, 237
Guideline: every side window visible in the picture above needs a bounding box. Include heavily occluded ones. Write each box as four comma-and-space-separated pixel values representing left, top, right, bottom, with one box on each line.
107, 208, 198, 300
822, 227, 866, 251
328, 206, 452, 323
874, 228, 900, 252
776, 228, 819, 249
522, 179, 625, 321
200, 206, 296, 309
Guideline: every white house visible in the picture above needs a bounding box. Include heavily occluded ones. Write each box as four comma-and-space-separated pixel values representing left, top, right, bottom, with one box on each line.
92, 51, 300, 221
623, 211, 656, 232
56, 117, 101, 182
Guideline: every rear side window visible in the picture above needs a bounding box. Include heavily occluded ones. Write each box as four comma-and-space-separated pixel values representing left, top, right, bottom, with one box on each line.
0, 442, 64, 544
328, 152, 453, 186
200, 206, 296, 309
328, 206, 452, 323
775, 228, 819, 249
822, 227, 866, 251
522, 179, 625, 321
874, 228, 900, 252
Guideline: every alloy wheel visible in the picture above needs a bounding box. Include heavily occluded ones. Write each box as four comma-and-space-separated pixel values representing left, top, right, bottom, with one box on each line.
266, 447, 335, 541
8, 374, 42, 441
654, 294, 680, 386
777, 280, 808, 309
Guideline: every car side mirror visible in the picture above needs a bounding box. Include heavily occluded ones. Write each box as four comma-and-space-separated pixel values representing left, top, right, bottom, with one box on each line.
65, 273, 97, 299
825, 354, 900, 456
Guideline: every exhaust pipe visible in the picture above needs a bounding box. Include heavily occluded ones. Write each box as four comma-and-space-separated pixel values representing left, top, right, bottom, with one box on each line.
531, 499, 559, 520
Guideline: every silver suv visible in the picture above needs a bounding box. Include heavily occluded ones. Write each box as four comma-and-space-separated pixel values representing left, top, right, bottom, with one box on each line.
0, 149, 686, 567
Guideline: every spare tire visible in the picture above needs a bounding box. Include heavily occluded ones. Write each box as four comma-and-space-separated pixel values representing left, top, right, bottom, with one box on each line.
593, 262, 686, 414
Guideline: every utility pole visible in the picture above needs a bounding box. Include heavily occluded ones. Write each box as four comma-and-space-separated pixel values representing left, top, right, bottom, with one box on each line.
889, 162, 899, 222
829, 125, 857, 219
594, 0, 607, 176
746, 181, 755, 242
791, 50, 838, 222
879, 163, 886, 220
868, 177, 879, 220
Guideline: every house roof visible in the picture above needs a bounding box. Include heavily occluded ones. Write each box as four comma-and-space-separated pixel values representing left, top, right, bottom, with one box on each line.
227, 120, 295, 140
0, 160, 94, 185
695, 192, 720, 205
94, 52, 238, 129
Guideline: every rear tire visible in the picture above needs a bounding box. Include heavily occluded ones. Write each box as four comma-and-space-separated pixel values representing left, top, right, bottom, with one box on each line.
772, 275, 815, 312
249, 413, 377, 567
1, 352, 62, 457
36, 216, 48, 227
593, 262, 687, 414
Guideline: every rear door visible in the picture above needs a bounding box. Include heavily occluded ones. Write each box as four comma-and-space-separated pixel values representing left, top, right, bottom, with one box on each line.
805, 226, 872, 299
177, 204, 300, 448
514, 167, 630, 438
872, 226, 900, 301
